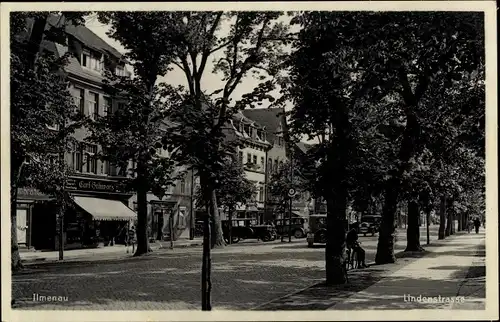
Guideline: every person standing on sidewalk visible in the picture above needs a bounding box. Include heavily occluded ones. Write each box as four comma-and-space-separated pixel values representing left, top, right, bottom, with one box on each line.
127, 226, 137, 254
473, 217, 481, 234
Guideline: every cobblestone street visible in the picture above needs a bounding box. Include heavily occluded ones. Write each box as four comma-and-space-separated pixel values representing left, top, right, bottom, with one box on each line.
12, 227, 438, 310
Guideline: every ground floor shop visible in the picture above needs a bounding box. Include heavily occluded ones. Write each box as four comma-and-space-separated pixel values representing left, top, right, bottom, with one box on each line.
129, 192, 194, 242
17, 177, 137, 251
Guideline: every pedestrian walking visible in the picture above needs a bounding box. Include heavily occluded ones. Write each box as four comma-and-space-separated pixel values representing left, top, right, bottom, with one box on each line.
473, 217, 481, 234
127, 225, 136, 254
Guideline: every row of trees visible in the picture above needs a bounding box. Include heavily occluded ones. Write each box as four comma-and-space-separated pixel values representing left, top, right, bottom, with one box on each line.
11, 12, 485, 307
276, 12, 485, 284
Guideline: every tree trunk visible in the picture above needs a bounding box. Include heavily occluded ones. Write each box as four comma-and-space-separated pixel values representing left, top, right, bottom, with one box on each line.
450, 211, 455, 235
228, 206, 233, 245
405, 200, 423, 251
376, 109, 420, 264
375, 177, 398, 264
134, 170, 150, 256
426, 209, 430, 245
325, 196, 347, 285
445, 209, 451, 237
11, 159, 25, 272
201, 207, 212, 311
11, 197, 23, 272
210, 189, 225, 248
457, 212, 462, 231
438, 196, 446, 239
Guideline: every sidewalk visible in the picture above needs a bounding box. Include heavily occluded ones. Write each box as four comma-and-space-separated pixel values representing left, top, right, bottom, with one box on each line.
254, 230, 486, 310
20, 237, 203, 265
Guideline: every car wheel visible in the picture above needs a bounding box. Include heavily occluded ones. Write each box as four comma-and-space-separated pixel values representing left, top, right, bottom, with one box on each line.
307, 242, 314, 248
294, 229, 305, 239
262, 232, 272, 242
317, 230, 327, 244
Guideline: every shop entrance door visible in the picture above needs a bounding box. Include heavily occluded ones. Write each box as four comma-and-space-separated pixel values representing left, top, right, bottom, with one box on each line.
17, 209, 28, 245
155, 211, 164, 240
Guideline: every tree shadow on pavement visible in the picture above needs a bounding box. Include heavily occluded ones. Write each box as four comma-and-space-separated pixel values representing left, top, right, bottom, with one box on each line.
12, 249, 327, 310
254, 263, 486, 311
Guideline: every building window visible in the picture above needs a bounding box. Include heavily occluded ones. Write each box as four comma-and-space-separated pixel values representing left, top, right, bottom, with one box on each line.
260, 157, 264, 170
83, 144, 98, 174
118, 102, 126, 111
88, 92, 99, 120
247, 153, 251, 164
253, 155, 257, 164
274, 159, 279, 172
103, 97, 112, 118
82, 49, 103, 71
74, 88, 85, 115
115, 65, 128, 77
268, 158, 272, 172
71, 142, 83, 172
238, 151, 243, 164
259, 186, 264, 202
180, 179, 186, 194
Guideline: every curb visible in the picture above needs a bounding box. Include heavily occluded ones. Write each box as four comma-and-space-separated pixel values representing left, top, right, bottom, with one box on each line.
21, 240, 204, 266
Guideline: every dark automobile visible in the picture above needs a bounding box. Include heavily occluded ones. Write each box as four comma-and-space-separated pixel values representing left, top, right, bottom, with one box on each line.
306, 214, 327, 247
358, 215, 382, 236
274, 217, 307, 238
222, 219, 277, 243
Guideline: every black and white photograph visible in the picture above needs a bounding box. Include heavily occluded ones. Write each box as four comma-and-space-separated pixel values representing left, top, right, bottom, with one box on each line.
1, 2, 497, 321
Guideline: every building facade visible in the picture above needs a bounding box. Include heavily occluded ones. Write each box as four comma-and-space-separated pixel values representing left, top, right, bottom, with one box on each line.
242, 108, 314, 222
16, 16, 194, 251
226, 112, 272, 223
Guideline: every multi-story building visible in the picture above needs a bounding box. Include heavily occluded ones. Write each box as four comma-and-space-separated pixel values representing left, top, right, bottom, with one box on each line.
243, 108, 314, 222
224, 112, 272, 223
16, 15, 195, 251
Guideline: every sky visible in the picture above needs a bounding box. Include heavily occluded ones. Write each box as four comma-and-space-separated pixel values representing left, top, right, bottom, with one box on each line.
84, 13, 316, 144
85, 13, 292, 111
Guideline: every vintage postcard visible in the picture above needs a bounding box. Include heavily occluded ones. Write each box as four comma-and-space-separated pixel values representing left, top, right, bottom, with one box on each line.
1, 1, 497, 321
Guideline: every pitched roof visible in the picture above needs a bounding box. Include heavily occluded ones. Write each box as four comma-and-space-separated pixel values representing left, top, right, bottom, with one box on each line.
296, 141, 313, 154
46, 15, 123, 60
242, 108, 284, 143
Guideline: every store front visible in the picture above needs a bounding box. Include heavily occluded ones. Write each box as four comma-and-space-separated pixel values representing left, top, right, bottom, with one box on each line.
16, 187, 54, 250
55, 176, 135, 250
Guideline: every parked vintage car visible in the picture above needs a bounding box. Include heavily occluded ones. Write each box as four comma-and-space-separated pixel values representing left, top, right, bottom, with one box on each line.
306, 214, 327, 247
358, 215, 382, 236
222, 219, 277, 243
274, 217, 308, 238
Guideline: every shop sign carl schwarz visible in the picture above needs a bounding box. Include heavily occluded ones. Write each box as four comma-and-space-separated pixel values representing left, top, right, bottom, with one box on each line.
66, 178, 125, 193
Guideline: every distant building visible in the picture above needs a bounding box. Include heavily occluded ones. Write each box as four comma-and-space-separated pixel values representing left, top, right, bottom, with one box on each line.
243, 108, 314, 222
225, 112, 272, 223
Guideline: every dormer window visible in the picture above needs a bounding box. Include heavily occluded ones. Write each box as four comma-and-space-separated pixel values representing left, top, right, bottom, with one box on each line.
115, 65, 127, 77
82, 48, 103, 72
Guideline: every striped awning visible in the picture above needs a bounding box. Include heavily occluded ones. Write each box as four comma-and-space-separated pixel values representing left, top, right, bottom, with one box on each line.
73, 196, 137, 221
